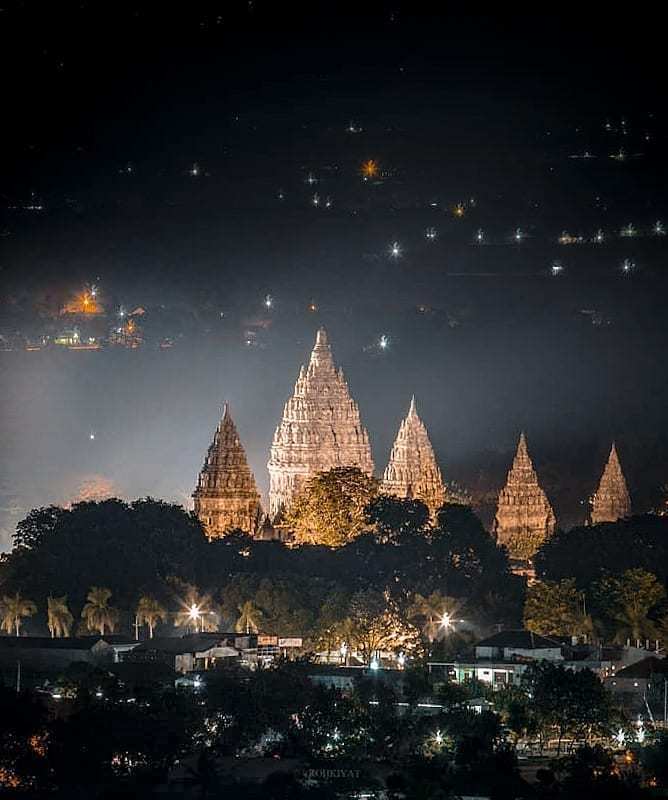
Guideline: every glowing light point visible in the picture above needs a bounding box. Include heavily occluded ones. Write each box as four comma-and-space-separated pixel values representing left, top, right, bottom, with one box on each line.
551, 261, 564, 276
434, 730, 443, 745
620, 223, 636, 238
440, 611, 452, 630
654, 220, 665, 236
397, 652, 406, 668
614, 728, 626, 747
622, 258, 635, 274
389, 241, 402, 259
378, 334, 389, 350
305, 172, 317, 186
594, 229, 605, 244
264, 294, 274, 309
425, 227, 437, 241
360, 159, 379, 179
370, 657, 380, 671
312, 193, 320, 207
453, 203, 465, 218
475, 228, 484, 244
514, 227, 524, 243
189, 163, 201, 177
89, 432, 95, 441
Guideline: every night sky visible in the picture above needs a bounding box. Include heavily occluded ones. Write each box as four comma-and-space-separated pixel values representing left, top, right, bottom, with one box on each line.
1, 2, 667, 548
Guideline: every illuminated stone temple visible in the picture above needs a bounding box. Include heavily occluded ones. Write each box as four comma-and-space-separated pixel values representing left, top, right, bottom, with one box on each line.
193, 404, 263, 538
267, 327, 374, 517
382, 396, 446, 517
590, 442, 631, 524
494, 433, 556, 561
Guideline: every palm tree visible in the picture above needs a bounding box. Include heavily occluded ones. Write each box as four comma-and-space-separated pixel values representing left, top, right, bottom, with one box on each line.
0, 592, 37, 636
81, 586, 119, 635
47, 595, 74, 638
235, 600, 263, 634
136, 595, 167, 639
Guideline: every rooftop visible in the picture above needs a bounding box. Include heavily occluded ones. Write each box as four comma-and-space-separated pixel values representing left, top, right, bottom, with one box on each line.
476, 630, 562, 650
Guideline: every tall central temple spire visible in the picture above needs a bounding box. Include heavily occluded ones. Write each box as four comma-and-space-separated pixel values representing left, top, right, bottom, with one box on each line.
591, 442, 631, 524
267, 328, 374, 517
193, 404, 263, 538
494, 432, 556, 561
382, 396, 446, 516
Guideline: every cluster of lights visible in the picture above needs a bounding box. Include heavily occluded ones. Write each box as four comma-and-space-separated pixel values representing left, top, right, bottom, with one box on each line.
425, 227, 437, 241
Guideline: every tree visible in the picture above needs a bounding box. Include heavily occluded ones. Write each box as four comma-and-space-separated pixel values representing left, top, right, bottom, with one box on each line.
409, 592, 458, 642
365, 495, 430, 544
348, 589, 422, 664
47, 595, 73, 638
236, 600, 263, 634
12, 506, 66, 551
0, 592, 37, 636
136, 595, 167, 639
524, 662, 612, 753
523, 579, 592, 638
593, 568, 665, 643
81, 586, 119, 635
284, 467, 379, 547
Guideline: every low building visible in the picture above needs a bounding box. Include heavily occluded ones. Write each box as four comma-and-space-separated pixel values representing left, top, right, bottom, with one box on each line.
0, 635, 139, 676
129, 634, 241, 674
605, 655, 668, 696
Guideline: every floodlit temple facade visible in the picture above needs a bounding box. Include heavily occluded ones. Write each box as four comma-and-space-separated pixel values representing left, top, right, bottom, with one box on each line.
192, 404, 263, 538
267, 328, 374, 517
191, 328, 633, 543
494, 433, 556, 561
590, 443, 631, 524
382, 396, 446, 517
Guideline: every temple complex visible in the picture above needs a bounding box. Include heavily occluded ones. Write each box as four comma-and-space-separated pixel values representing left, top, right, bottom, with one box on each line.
382, 396, 446, 516
494, 433, 556, 560
193, 404, 263, 538
590, 442, 631, 524
267, 328, 374, 517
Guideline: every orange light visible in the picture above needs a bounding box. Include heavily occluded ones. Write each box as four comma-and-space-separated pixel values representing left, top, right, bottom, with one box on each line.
360, 159, 379, 179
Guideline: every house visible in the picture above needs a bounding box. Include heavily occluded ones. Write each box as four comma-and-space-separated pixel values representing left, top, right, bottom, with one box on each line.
0, 635, 139, 677
474, 630, 564, 662
605, 655, 668, 696
129, 634, 241, 674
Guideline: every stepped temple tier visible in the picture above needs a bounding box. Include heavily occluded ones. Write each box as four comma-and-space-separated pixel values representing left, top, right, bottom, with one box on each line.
494, 433, 556, 561
193, 404, 263, 539
591, 442, 631, 525
382, 396, 446, 517
267, 327, 374, 518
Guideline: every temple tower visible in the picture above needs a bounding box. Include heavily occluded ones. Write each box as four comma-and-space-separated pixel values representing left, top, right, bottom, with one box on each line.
591, 442, 631, 524
382, 396, 446, 516
494, 433, 556, 560
193, 404, 263, 538
267, 328, 374, 517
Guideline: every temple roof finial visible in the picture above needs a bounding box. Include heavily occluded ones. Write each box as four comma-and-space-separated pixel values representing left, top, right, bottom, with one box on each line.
408, 394, 417, 416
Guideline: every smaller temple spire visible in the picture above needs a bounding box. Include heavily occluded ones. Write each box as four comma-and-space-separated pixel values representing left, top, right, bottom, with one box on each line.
494, 432, 556, 561
193, 404, 263, 539
591, 442, 631, 524
382, 396, 445, 517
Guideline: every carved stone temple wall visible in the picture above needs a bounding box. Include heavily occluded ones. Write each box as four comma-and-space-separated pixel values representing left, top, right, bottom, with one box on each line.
193, 404, 263, 538
382, 396, 446, 517
591, 442, 631, 524
494, 432, 556, 561
267, 328, 374, 518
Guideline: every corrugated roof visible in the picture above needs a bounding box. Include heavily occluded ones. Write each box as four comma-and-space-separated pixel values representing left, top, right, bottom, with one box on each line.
614, 656, 668, 679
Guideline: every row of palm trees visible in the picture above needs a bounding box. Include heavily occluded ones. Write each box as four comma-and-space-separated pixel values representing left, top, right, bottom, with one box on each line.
0, 588, 265, 639
0, 588, 166, 639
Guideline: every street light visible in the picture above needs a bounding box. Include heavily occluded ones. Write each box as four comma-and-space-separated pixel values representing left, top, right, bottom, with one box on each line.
188, 603, 202, 632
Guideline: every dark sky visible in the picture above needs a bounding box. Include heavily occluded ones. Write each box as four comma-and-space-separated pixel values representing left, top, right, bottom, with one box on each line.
1, 2, 667, 548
